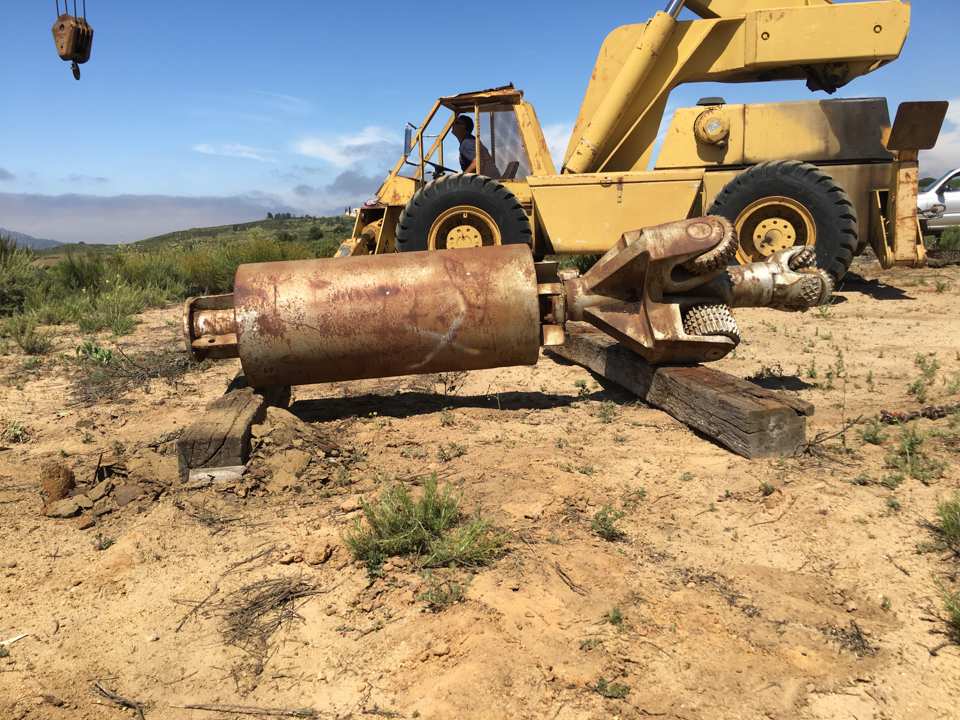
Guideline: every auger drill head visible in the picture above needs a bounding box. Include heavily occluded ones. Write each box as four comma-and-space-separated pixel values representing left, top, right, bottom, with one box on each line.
562, 216, 835, 364
722, 246, 835, 311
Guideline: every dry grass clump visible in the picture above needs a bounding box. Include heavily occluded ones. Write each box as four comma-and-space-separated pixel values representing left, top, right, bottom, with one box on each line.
220, 577, 320, 673
71, 342, 203, 405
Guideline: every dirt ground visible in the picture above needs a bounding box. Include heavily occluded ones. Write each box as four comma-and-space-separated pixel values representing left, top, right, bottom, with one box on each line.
1, 256, 959, 720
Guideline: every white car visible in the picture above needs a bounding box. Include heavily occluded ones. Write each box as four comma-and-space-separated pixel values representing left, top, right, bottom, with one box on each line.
918, 168, 960, 234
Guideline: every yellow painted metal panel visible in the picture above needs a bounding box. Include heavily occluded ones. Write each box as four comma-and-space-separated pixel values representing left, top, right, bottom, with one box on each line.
530, 174, 702, 254
744, 101, 891, 164
657, 105, 746, 169
657, 100, 893, 170
747, 5, 910, 68
529, 169, 704, 187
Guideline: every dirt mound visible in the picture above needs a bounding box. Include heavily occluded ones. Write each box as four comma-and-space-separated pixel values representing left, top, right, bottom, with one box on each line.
238, 407, 346, 496
39, 462, 75, 504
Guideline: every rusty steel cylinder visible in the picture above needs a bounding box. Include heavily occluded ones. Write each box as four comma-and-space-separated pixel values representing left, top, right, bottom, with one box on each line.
227, 244, 541, 388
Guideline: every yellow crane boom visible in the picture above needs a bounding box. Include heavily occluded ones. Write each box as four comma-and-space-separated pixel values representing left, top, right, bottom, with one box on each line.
564, 0, 910, 174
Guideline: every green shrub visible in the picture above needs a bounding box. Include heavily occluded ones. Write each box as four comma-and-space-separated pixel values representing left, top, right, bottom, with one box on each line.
885, 426, 945, 484
860, 419, 888, 445
557, 254, 601, 274
0, 223, 343, 334
2, 314, 54, 355
418, 576, 465, 612
942, 585, 960, 642
344, 477, 504, 573
938, 227, 960, 251
75, 281, 158, 336
0, 237, 39, 315
180, 233, 314, 294
594, 678, 630, 699
591, 505, 626, 541
934, 493, 960, 553
52, 252, 106, 292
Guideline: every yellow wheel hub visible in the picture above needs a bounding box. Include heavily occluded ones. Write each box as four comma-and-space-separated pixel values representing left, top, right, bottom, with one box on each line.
428, 205, 501, 250
734, 196, 816, 264
446, 224, 484, 249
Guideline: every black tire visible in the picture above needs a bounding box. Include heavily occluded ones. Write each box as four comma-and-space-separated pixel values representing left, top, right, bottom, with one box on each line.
396, 173, 532, 252
708, 160, 859, 280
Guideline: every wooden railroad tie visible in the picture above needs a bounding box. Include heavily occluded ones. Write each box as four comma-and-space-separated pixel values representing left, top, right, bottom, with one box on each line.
546, 327, 813, 459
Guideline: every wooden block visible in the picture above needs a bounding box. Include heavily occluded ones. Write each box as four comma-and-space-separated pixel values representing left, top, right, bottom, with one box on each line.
546, 329, 813, 459
176, 387, 270, 483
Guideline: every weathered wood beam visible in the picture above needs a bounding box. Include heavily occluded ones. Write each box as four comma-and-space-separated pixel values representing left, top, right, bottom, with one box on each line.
175, 377, 291, 483
546, 329, 813, 458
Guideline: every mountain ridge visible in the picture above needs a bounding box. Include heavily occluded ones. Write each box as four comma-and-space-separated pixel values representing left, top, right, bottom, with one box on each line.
0, 227, 63, 250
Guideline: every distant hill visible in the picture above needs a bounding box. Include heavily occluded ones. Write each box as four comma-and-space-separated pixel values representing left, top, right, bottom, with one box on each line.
132, 215, 354, 251
0, 228, 63, 251
30, 215, 355, 261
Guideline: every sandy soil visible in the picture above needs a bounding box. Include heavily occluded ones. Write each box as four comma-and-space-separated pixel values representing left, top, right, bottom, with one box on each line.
1, 256, 959, 720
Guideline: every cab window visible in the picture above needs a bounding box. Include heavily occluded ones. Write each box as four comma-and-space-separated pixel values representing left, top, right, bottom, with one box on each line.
478, 109, 532, 181
944, 174, 960, 192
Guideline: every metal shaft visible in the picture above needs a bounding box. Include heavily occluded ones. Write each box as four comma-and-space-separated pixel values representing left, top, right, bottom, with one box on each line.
186, 245, 541, 388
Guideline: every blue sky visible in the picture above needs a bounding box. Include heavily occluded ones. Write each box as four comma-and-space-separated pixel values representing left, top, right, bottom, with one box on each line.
2, 0, 958, 243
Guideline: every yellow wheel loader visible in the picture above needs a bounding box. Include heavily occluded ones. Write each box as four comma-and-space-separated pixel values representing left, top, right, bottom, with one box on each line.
338, 0, 948, 280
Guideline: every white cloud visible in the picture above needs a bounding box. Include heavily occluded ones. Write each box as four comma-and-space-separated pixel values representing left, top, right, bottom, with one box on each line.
282, 169, 382, 216
252, 90, 311, 114
541, 123, 573, 170
192, 143, 273, 162
294, 126, 396, 168
920, 99, 960, 177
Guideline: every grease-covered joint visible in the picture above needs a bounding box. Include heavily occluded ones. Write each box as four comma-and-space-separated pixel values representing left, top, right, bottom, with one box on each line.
722, 246, 834, 311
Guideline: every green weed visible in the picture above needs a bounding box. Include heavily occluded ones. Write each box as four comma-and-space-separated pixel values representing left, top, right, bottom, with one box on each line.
596, 401, 618, 424
594, 677, 630, 699
859, 419, 888, 446
437, 443, 467, 462
579, 637, 602, 651
574, 379, 590, 399
591, 505, 626, 541
2, 315, 53, 355
344, 477, 504, 574
76, 340, 115, 365
1, 421, 29, 444
908, 354, 941, 403
931, 493, 960, 553
604, 607, 624, 626
941, 585, 960, 643
885, 427, 945, 484
418, 576, 465, 612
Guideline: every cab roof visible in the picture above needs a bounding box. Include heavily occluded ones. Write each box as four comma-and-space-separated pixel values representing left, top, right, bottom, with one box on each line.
439, 84, 524, 111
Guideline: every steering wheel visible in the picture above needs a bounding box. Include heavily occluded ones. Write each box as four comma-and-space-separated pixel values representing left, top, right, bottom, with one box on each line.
403, 158, 460, 176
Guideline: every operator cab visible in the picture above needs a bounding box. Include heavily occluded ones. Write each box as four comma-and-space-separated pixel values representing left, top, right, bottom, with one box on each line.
399, 85, 534, 184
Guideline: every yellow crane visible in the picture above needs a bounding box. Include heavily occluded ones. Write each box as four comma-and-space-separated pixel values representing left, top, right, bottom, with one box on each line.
339, 0, 947, 280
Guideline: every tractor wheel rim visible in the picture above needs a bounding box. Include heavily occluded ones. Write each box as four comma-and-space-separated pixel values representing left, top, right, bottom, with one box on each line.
734, 196, 816, 263
428, 205, 501, 250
